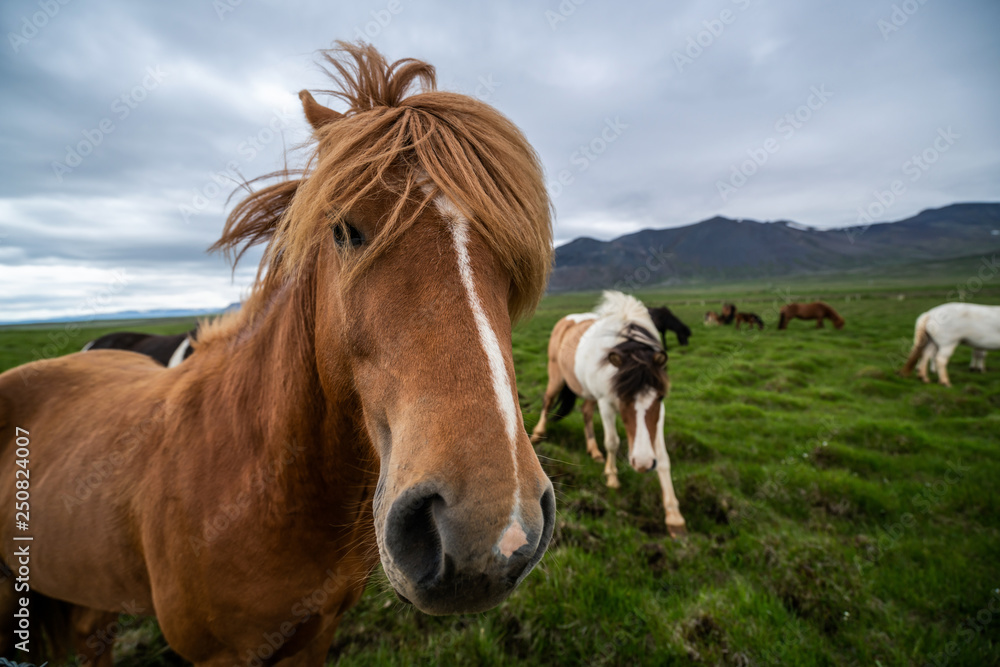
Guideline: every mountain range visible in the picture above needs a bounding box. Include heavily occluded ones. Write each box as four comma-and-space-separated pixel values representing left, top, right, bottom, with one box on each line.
549, 203, 1000, 292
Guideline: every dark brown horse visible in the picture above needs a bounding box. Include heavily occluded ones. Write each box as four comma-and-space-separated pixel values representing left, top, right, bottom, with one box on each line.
0, 43, 555, 666
734, 312, 764, 330
778, 301, 845, 330
82, 329, 197, 367
719, 303, 736, 324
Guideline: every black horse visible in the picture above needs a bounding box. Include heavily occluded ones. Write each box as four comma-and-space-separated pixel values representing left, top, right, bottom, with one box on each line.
647, 306, 692, 348
82, 328, 197, 367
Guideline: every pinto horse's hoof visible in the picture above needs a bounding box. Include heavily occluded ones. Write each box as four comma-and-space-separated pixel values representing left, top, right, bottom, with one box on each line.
606, 476, 620, 490
667, 523, 687, 539
589, 451, 605, 463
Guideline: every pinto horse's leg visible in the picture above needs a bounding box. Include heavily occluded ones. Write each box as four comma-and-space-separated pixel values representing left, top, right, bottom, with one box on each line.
651, 405, 686, 537
530, 360, 566, 444
934, 344, 958, 387
598, 400, 621, 489
581, 399, 603, 462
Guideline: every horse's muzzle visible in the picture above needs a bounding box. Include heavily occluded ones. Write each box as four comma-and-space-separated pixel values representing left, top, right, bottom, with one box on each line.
381, 481, 555, 615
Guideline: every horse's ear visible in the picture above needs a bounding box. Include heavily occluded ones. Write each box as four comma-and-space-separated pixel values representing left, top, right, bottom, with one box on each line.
608, 351, 623, 368
299, 90, 343, 130
654, 352, 667, 366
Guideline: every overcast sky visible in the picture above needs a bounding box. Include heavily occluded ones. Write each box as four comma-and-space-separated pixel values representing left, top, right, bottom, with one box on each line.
1, 0, 998, 322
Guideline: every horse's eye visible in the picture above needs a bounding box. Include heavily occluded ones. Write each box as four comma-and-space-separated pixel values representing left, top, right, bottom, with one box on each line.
332, 222, 365, 249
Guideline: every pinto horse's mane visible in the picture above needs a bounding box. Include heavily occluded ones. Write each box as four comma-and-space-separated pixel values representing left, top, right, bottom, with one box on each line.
594, 292, 666, 401
205, 42, 552, 342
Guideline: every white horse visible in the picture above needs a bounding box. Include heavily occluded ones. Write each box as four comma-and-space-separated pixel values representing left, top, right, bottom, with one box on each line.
901, 302, 1000, 386
530, 291, 686, 537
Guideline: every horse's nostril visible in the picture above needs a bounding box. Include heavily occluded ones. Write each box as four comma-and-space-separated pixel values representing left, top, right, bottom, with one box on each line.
385, 488, 444, 587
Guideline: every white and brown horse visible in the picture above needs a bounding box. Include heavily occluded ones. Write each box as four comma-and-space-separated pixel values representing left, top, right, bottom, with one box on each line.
901, 302, 1000, 387
531, 291, 686, 537
0, 43, 554, 666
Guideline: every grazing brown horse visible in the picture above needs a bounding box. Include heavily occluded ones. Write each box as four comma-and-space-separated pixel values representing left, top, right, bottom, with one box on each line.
0, 43, 555, 666
719, 303, 736, 325
734, 312, 764, 330
778, 301, 845, 330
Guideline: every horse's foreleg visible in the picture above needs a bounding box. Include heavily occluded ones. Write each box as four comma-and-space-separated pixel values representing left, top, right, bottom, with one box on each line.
581, 399, 603, 462
816, 317, 825, 328
652, 406, 685, 537
935, 345, 957, 387
598, 400, 621, 489
530, 360, 565, 444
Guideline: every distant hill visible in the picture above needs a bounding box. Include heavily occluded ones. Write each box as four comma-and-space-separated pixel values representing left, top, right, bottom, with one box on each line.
549, 203, 1000, 292
1, 302, 241, 326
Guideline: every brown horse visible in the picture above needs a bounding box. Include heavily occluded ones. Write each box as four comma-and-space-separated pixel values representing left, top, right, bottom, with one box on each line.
0, 43, 555, 666
734, 312, 764, 330
719, 303, 736, 324
778, 301, 844, 330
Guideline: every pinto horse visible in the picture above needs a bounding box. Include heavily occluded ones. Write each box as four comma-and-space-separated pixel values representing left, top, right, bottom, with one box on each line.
778, 301, 844, 330
0, 43, 556, 666
900, 302, 1000, 387
647, 306, 691, 347
704, 311, 721, 326
82, 329, 197, 367
734, 312, 764, 330
530, 291, 686, 537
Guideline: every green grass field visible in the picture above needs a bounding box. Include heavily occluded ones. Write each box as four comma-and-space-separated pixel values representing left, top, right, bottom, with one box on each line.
2, 276, 999, 666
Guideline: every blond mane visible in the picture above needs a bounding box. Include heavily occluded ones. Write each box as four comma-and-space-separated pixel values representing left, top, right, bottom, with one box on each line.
208, 42, 553, 341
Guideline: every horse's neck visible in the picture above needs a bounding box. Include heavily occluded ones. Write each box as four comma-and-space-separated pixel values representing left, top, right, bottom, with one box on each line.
198, 277, 373, 519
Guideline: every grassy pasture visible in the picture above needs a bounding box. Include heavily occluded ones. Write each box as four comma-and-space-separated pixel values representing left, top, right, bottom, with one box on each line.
1, 277, 998, 666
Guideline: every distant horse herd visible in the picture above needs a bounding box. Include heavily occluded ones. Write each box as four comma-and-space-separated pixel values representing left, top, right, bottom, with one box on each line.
0, 43, 996, 666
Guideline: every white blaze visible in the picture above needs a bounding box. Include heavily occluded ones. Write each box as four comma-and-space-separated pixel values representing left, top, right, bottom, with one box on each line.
630, 390, 658, 471
444, 203, 522, 520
